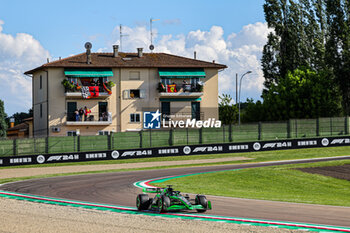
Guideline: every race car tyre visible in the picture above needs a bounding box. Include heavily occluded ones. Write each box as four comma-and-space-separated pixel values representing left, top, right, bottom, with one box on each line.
158, 195, 170, 213
195, 195, 208, 213
136, 194, 150, 210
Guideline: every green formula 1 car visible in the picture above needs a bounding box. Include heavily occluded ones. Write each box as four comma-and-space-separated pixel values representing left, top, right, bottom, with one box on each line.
136, 185, 211, 213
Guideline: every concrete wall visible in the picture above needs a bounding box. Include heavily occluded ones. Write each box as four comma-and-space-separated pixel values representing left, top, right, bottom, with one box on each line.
33, 68, 119, 137
118, 68, 159, 131
201, 68, 219, 120
33, 70, 48, 137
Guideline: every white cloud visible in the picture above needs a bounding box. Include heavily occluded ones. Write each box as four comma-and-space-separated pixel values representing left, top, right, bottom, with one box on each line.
109, 22, 271, 103
0, 20, 269, 115
0, 20, 50, 115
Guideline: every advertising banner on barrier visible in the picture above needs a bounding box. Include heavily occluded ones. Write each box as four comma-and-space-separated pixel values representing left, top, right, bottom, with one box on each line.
0, 136, 350, 167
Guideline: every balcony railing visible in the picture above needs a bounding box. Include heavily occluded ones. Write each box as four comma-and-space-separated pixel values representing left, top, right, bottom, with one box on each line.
66, 111, 112, 125
62, 79, 114, 99
65, 85, 111, 98
158, 83, 203, 97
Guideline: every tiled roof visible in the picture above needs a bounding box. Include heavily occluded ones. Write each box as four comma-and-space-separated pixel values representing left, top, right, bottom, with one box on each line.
24, 52, 227, 74
7, 122, 29, 132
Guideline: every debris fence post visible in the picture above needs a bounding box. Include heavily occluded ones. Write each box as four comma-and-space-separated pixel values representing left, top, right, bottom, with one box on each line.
13, 138, 17, 156
258, 122, 262, 141
77, 135, 81, 152
45, 137, 49, 154
108, 133, 112, 150
169, 129, 173, 146
139, 130, 143, 148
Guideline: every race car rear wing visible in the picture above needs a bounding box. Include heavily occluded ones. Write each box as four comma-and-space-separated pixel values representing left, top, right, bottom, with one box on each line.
142, 187, 164, 193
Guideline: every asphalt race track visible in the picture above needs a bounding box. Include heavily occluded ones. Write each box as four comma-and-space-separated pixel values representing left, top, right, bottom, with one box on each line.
2, 157, 350, 228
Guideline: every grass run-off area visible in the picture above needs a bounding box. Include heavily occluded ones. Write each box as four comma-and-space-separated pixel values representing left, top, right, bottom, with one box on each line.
156, 159, 350, 207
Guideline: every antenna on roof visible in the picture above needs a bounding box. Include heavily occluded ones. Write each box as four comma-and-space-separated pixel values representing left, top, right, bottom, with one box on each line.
150, 18, 159, 52
119, 24, 129, 52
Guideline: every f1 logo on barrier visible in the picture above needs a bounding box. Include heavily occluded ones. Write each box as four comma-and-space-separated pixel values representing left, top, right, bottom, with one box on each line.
143, 110, 161, 129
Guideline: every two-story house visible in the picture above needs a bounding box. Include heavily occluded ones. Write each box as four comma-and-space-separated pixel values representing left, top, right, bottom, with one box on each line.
25, 45, 227, 137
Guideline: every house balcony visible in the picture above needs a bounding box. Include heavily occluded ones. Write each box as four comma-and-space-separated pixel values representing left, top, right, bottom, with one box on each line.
62, 76, 114, 99
158, 84, 203, 98
65, 88, 111, 99
66, 111, 112, 126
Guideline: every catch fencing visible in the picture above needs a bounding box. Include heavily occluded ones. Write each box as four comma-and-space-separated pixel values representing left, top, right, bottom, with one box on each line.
0, 117, 349, 157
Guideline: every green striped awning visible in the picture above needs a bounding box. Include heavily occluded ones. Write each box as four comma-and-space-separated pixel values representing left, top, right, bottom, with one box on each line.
64, 68, 113, 77
159, 69, 205, 79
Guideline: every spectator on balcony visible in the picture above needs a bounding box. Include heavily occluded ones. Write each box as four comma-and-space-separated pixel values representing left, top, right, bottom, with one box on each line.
90, 79, 96, 86
78, 108, 84, 121
182, 80, 190, 92
84, 106, 91, 121
96, 80, 102, 92
74, 109, 79, 121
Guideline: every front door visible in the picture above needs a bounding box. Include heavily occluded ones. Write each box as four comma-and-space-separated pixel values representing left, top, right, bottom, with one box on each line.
191, 102, 200, 120
99, 102, 108, 121
161, 102, 170, 121
67, 102, 77, 121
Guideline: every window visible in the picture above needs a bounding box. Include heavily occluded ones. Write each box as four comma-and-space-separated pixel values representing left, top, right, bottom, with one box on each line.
102, 77, 108, 83
40, 104, 43, 118
68, 77, 77, 84
161, 102, 170, 121
130, 89, 140, 98
161, 78, 171, 85
40, 75, 42, 89
67, 131, 77, 136
190, 77, 200, 86
130, 113, 140, 123
98, 131, 110, 135
67, 102, 77, 121
123, 89, 146, 99
129, 71, 140, 80
98, 102, 109, 121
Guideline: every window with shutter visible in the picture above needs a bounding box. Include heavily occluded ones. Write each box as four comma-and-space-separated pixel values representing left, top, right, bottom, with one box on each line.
140, 89, 146, 99
123, 90, 130, 99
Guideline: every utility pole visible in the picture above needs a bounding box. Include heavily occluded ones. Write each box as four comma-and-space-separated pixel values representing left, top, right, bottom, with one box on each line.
236, 73, 238, 105
238, 71, 252, 125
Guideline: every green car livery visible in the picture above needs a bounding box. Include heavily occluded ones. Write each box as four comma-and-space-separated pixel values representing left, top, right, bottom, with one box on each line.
136, 185, 212, 213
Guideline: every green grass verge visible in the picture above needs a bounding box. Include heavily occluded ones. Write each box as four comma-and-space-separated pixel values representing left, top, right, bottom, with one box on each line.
157, 160, 350, 206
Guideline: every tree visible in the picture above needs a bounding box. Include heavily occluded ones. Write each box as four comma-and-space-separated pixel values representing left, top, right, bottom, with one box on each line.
262, 67, 341, 120
218, 94, 238, 125
6, 109, 33, 126
241, 99, 266, 123
0, 100, 7, 138
325, 0, 350, 115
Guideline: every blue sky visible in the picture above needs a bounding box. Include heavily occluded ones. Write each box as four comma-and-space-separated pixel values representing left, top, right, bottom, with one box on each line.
0, 0, 267, 115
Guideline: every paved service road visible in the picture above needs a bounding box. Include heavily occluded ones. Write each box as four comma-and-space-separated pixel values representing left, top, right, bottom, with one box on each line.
2, 158, 350, 228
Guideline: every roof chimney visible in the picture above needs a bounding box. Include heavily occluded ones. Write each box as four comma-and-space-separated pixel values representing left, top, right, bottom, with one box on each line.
113, 45, 119, 57
9, 117, 15, 128
86, 49, 91, 64
137, 48, 143, 58
84, 42, 92, 64
194, 51, 197, 60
